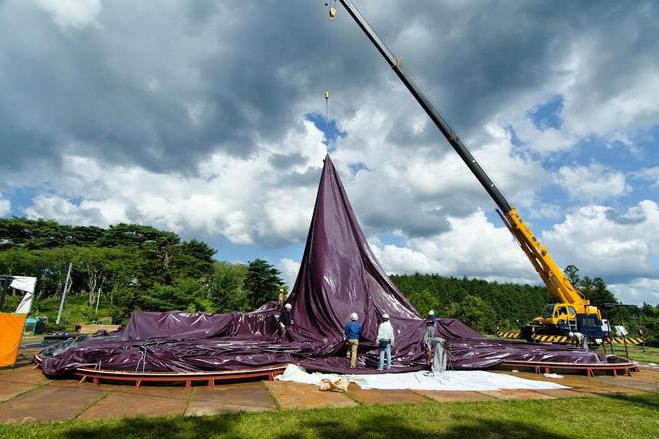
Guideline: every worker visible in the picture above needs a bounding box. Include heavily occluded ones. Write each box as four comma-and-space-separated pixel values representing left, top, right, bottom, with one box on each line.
428, 336, 448, 374
279, 303, 294, 333
278, 288, 286, 305
568, 331, 588, 350
424, 310, 437, 346
377, 313, 395, 371
344, 313, 362, 368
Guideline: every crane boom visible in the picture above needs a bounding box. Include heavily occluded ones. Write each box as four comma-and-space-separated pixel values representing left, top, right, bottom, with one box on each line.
338, 0, 599, 317
338, 0, 510, 214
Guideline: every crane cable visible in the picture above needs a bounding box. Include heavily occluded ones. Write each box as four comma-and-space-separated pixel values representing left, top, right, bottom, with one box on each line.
324, 1, 337, 150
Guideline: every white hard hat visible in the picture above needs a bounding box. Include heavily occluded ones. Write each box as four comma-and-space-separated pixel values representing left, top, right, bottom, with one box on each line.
285, 303, 292, 310
382, 313, 390, 320
350, 312, 358, 321
428, 310, 435, 316
568, 332, 574, 337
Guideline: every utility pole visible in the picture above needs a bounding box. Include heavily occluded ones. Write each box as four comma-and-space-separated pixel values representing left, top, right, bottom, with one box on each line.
95, 286, 102, 314
56, 263, 72, 325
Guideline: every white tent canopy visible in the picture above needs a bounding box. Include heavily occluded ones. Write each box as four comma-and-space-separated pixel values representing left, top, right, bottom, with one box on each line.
7, 276, 37, 314
10, 276, 37, 294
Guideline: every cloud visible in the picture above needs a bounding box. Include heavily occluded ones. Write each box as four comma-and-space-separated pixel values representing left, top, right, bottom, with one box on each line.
1, 1, 339, 174
35, 0, 102, 29
371, 210, 535, 282
632, 167, 659, 188
557, 163, 631, 201
527, 203, 563, 221
332, 107, 547, 237
2, 1, 659, 305
542, 200, 659, 278
2, 0, 657, 176
278, 258, 300, 289
610, 277, 659, 306
15, 100, 546, 245
25, 195, 108, 226
512, 114, 577, 154
369, 200, 659, 305
0, 194, 10, 216
23, 120, 326, 245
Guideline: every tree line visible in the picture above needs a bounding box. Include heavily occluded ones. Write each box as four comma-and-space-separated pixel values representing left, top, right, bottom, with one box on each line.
0, 218, 283, 326
391, 266, 658, 345
0, 217, 656, 344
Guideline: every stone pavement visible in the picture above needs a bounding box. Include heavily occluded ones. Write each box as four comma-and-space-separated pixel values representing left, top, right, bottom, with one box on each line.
1, 354, 658, 425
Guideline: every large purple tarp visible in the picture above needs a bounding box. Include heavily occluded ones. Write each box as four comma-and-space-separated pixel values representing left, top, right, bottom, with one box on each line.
40, 155, 606, 377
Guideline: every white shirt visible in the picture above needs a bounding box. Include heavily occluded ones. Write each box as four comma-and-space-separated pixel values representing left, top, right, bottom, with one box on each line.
377, 320, 395, 345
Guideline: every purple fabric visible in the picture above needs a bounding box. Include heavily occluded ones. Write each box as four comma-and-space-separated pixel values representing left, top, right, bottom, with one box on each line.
39, 155, 610, 377
434, 318, 602, 369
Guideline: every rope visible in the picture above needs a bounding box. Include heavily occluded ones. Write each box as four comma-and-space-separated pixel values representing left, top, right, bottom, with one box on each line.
323, 1, 337, 151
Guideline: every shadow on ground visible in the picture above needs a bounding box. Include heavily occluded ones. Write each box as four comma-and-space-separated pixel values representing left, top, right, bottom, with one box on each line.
59, 411, 570, 439
295, 415, 570, 439
603, 392, 659, 410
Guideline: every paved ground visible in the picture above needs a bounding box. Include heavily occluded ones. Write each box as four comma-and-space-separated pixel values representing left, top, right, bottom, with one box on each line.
1, 348, 658, 424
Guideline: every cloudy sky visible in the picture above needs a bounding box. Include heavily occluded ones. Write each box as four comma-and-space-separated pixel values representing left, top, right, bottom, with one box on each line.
2, 0, 659, 304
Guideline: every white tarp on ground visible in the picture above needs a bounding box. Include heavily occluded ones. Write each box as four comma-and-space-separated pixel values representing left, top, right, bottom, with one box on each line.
276, 364, 568, 391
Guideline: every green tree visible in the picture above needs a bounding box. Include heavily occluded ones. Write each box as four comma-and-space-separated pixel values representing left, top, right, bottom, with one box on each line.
391, 273, 551, 329
406, 288, 438, 316
563, 265, 617, 306
564, 264, 580, 287
144, 278, 211, 312
244, 259, 283, 309
588, 277, 617, 305
0, 217, 219, 322
445, 294, 496, 333
209, 262, 249, 312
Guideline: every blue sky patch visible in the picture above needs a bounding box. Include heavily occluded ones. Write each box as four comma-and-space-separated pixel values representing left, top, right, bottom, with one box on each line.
306, 112, 346, 151
528, 95, 563, 130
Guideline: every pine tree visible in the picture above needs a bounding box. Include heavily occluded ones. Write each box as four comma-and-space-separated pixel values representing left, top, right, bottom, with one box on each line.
564, 264, 580, 287
244, 259, 283, 309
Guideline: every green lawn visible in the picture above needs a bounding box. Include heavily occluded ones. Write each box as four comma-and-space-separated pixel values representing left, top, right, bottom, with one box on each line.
627, 347, 659, 364
1, 392, 657, 439
597, 345, 659, 364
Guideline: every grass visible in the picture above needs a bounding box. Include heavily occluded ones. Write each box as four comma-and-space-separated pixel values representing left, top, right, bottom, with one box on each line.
1, 294, 116, 334
489, 334, 659, 364
0, 392, 657, 439
597, 345, 659, 364
627, 347, 659, 364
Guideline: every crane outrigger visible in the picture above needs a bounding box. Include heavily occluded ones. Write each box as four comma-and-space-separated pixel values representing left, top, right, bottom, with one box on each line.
336, 0, 605, 343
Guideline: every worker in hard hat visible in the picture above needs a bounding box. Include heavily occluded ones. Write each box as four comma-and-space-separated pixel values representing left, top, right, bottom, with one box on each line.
278, 288, 286, 305
424, 310, 437, 346
568, 331, 588, 350
377, 313, 395, 371
343, 313, 362, 368
279, 303, 294, 333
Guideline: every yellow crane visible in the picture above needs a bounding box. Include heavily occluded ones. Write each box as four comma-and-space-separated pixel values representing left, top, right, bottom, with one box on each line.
336, 0, 605, 343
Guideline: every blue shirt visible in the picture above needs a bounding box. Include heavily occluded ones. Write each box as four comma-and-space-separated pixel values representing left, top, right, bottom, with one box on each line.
344, 321, 362, 340
279, 309, 292, 326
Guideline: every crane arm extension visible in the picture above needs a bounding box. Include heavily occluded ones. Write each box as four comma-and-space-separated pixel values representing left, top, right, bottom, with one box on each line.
338, 0, 511, 214
496, 209, 591, 311
338, 0, 594, 313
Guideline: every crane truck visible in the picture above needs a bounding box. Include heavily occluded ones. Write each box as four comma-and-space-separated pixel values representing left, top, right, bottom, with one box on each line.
336, 0, 605, 343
